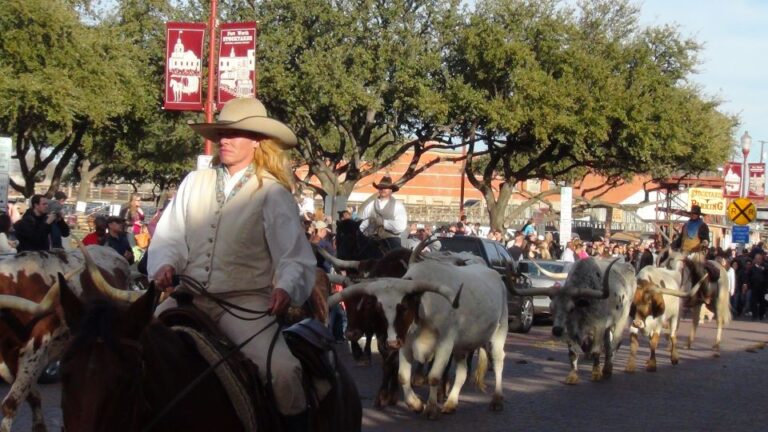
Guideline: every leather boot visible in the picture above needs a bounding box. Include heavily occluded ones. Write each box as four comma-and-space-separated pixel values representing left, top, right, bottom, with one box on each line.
282, 410, 309, 432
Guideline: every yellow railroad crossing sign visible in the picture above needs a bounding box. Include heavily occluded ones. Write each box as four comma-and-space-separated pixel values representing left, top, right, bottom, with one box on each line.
728, 198, 756, 225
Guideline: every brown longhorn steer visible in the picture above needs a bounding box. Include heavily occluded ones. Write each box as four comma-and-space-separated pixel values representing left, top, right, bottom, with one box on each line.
0, 246, 132, 432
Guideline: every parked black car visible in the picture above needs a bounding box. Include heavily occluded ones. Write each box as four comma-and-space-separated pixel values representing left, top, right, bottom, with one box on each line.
438, 236, 534, 333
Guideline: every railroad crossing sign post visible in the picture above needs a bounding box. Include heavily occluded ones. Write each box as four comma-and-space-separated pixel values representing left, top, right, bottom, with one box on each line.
728, 198, 757, 225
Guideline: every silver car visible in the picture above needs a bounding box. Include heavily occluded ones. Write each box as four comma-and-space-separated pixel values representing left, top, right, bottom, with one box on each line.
517, 260, 574, 317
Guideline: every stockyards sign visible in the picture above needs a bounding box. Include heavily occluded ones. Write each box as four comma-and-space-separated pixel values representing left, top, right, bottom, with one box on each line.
164, 22, 206, 111
687, 187, 726, 215
218, 22, 258, 105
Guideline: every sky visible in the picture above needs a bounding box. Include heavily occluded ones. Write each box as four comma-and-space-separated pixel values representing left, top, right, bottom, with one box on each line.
638, 0, 768, 163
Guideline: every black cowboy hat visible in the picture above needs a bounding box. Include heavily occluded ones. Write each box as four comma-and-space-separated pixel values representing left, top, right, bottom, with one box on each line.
690, 205, 703, 216
372, 176, 399, 192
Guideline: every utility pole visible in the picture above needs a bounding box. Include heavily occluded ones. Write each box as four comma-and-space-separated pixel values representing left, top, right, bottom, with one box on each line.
204, 0, 218, 156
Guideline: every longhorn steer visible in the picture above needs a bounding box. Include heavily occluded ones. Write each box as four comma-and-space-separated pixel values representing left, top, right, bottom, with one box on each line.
0, 246, 134, 432
660, 250, 731, 354
319, 247, 410, 407
520, 258, 635, 384
627, 266, 704, 372
330, 251, 508, 419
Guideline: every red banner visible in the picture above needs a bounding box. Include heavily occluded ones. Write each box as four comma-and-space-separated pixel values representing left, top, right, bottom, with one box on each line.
164, 22, 206, 111
723, 162, 742, 198
748, 163, 765, 200
217, 22, 258, 105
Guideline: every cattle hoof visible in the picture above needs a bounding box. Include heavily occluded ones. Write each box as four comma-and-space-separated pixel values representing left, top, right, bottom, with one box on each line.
405, 395, 424, 413
645, 362, 657, 372
441, 401, 457, 414
671, 356, 679, 366
591, 370, 603, 381
565, 371, 579, 385
602, 364, 613, 377
712, 351, 720, 358
625, 362, 636, 373
423, 402, 440, 420
489, 395, 504, 412
686, 341, 692, 350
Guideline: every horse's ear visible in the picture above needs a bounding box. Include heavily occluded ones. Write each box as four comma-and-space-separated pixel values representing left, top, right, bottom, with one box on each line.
59, 273, 84, 332
123, 283, 159, 339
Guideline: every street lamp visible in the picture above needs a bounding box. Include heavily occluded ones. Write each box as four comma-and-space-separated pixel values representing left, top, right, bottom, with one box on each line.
741, 131, 751, 197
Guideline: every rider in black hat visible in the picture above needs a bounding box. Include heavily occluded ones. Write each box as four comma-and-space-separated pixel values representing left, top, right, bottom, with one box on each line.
671, 204, 710, 253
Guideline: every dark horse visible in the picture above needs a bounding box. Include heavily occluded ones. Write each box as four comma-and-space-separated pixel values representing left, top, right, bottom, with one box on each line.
335, 218, 390, 262
58, 277, 362, 432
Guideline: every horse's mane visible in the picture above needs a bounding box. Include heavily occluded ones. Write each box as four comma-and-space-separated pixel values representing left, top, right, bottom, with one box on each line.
69, 299, 122, 354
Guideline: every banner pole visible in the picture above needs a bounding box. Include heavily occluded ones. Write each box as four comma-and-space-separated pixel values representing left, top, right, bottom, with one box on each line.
204, 0, 218, 156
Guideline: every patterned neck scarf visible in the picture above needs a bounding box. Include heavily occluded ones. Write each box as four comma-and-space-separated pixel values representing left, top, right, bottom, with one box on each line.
215, 164, 254, 207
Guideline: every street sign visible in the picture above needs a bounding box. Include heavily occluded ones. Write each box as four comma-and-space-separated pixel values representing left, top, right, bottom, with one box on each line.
728, 198, 756, 225
732, 225, 750, 244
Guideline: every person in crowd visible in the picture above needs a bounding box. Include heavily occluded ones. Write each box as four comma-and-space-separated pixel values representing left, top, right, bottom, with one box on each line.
0, 213, 17, 254
521, 218, 536, 237
408, 226, 441, 253
120, 193, 145, 236
738, 258, 753, 317
671, 205, 709, 254
148, 206, 165, 236
523, 240, 540, 260
310, 220, 334, 272
339, 209, 352, 221
507, 232, 525, 262
7, 200, 22, 224
105, 216, 134, 264
747, 252, 767, 321
149, 97, 318, 430
82, 215, 108, 246
13, 194, 69, 252
48, 191, 70, 248
727, 258, 738, 312
574, 239, 589, 260
358, 175, 408, 252
561, 240, 576, 262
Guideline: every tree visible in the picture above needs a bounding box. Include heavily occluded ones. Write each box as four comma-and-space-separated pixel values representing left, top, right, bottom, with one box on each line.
254, 0, 468, 218
448, 0, 736, 230
0, 0, 147, 197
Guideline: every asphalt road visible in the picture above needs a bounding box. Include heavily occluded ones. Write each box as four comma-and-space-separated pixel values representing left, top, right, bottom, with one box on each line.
5, 316, 768, 431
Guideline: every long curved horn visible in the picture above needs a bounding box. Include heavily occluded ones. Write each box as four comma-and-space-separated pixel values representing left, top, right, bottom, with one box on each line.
327, 273, 352, 286
504, 263, 558, 297
0, 267, 82, 314
316, 247, 360, 270
409, 235, 439, 265
529, 260, 568, 280
576, 258, 620, 299
687, 273, 708, 298
78, 243, 143, 302
327, 279, 396, 307
393, 279, 461, 308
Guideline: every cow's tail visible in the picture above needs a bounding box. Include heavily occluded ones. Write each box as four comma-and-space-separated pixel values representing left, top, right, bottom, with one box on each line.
474, 347, 489, 393
717, 279, 732, 326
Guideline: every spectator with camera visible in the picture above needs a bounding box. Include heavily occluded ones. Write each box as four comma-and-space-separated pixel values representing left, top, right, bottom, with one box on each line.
13, 194, 70, 252
48, 191, 70, 248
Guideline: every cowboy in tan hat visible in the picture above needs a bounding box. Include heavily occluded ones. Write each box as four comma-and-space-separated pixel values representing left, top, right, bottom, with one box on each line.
358, 175, 408, 252
148, 97, 319, 430
671, 204, 710, 253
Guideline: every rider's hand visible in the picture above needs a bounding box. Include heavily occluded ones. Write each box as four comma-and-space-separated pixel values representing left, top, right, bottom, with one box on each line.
152, 264, 176, 291
268, 288, 291, 316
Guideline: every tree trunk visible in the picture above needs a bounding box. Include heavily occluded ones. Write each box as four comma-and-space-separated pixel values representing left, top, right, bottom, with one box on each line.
76, 159, 103, 203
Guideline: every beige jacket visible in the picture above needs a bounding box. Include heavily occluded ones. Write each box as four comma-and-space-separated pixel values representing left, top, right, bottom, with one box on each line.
148, 168, 315, 303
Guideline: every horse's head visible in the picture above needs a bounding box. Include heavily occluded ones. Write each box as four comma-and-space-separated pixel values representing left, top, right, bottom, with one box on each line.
335, 219, 365, 260
59, 274, 158, 432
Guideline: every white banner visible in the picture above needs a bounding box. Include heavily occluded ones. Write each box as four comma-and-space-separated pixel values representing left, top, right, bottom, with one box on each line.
687, 187, 726, 216
560, 186, 572, 246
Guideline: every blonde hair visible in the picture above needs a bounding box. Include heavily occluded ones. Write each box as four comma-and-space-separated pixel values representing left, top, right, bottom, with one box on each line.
252, 138, 294, 191
212, 135, 295, 191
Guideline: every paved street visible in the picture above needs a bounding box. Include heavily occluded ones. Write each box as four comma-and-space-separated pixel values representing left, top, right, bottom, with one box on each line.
5, 317, 768, 431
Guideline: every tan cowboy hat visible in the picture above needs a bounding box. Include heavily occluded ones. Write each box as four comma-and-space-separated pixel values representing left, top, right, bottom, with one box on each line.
372, 175, 399, 192
188, 97, 297, 148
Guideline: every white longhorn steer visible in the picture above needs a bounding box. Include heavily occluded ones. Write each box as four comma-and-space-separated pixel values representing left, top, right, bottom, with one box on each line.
626, 266, 705, 372
520, 258, 635, 384
329, 252, 508, 419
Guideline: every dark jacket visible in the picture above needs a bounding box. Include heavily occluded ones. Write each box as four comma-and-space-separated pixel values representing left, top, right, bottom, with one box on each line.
13, 209, 58, 252
105, 233, 134, 264
747, 264, 768, 295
